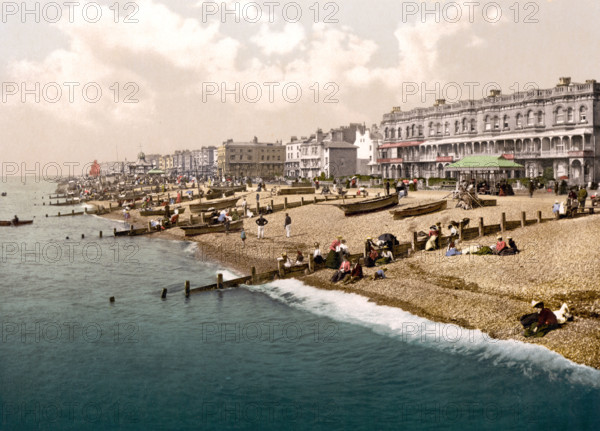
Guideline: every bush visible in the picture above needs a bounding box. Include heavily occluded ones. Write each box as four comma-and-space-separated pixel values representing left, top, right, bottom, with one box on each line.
427, 178, 456, 186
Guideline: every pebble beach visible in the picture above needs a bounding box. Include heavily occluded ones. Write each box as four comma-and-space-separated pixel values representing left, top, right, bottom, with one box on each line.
94, 187, 600, 369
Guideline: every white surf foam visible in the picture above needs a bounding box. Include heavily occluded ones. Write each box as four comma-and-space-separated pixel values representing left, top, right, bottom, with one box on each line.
249, 279, 600, 387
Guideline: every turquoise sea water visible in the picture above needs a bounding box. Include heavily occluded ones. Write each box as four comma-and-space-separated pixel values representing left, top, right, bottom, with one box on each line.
1, 178, 599, 430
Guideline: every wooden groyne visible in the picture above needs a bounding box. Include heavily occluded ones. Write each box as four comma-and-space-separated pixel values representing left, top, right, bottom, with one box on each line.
173, 206, 598, 298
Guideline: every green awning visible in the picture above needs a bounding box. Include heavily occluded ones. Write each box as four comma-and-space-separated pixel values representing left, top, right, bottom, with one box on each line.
147, 169, 165, 175
446, 156, 524, 171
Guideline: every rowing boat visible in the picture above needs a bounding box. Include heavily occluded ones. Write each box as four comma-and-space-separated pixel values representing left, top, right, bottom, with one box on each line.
337, 194, 399, 216
0, 220, 34, 226
139, 207, 186, 217
189, 196, 239, 213
389, 199, 447, 219
210, 185, 246, 193
181, 219, 244, 237
205, 189, 236, 200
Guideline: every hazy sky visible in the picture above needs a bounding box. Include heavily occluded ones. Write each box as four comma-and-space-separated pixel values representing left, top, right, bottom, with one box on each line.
1, 0, 599, 169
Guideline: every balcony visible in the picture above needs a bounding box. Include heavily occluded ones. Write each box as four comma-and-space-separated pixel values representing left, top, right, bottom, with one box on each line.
377, 158, 403, 164
568, 150, 594, 158
436, 156, 454, 163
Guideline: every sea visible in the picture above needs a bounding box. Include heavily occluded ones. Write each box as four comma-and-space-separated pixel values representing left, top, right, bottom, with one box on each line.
0, 177, 599, 431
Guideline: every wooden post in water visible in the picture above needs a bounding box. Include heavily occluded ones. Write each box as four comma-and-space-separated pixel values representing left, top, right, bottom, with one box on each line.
99, 231, 103, 238
109, 296, 115, 303
411, 232, 418, 252
58, 212, 61, 217
284, 198, 288, 210
217, 273, 223, 289
537, 211, 542, 223
84, 207, 88, 214
185, 281, 190, 298
478, 217, 484, 237
500, 213, 506, 232
521, 211, 526, 228
161, 288, 167, 299
251, 266, 257, 284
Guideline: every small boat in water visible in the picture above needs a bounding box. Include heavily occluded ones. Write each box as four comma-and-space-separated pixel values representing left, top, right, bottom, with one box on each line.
1, 192, 6, 196
389, 199, 447, 219
336, 194, 399, 216
0, 220, 34, 226
181, 219, 243, 237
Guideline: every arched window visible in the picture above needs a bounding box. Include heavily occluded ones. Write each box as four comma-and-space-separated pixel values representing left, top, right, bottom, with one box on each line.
455, 121, 460, 133
384, 128, 389, 139
462, 118, 467, 132
406, 126, 410, 138
411, 124, 416, 136
503, 115, 510, 129
527, 111, 534, 126
390, 128, 395, 139
537, 111, 544, 125
494, 116, 500, 130
470, 119, 476, 132
580, 106, 588, 122
484, 115, 491, 131
567, 107, 574, 123
418, 125, 423, 136
428, 122, 434, 136
556, 106, 564, 124
444, 122, 449, 135
516, 113, 522, 128
397, 127, 402, 139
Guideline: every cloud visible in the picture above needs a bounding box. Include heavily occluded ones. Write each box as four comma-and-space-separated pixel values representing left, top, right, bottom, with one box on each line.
250, 23, 306, 56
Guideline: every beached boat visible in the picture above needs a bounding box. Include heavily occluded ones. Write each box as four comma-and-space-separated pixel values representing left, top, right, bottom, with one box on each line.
139, 207, 186, 217
278, 187, 315, 195
189, 196, 239, 213
337, 194, 399, 216
181, 219, 244, 237
210, 185, 246, 193
0, 220, 34, 226
389, 199, 448, 219
113, 227, 152, 237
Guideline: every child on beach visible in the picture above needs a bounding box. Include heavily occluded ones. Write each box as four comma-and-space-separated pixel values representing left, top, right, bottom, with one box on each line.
240, 228, 246, 247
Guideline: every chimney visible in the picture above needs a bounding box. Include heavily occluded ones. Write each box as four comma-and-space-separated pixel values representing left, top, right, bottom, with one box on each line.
434, 99, 446, 106
252, 136, 258, 144
558, 77, 571, 86
392, 106, 402, 113
316, 128, 324, 142
489, 89, 501, 97
586, 79, 596, 84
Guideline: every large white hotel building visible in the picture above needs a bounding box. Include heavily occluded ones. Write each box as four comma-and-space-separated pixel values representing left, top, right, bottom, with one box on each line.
378, 77, 599, 183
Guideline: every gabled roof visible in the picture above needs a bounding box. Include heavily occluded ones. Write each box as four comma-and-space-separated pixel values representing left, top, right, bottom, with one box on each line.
447, 156, 524, 170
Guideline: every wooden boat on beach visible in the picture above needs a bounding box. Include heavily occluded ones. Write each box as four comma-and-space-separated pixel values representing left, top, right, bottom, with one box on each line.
205, 189, 237, 200
210, 185, 246, 193
113, 226, 152, 237
337, 194, 399, 216
181, 219, 244, 237
190, 196, 239, 213
389, 199, 447, 219
0, 220, 34, 226
139, 207, 186, 217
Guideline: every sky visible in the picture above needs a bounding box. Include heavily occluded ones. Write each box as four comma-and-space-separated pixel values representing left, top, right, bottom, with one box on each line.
1, 0, 599, 170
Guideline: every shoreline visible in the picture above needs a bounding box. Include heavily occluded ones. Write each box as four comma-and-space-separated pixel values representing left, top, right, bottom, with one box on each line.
90, 188, 600, 369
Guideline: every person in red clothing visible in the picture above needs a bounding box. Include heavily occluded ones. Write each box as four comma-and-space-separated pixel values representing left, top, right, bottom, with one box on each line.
524, 300, 559, 337
495, 236, 507, 254
331, 256, 351, 283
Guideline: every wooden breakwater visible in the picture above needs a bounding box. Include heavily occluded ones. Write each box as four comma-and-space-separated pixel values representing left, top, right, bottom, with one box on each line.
167, 206, 598, 299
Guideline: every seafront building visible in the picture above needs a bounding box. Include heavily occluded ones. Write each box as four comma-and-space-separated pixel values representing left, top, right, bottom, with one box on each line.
284, 124, 360, 179
217, 137, 285, 179
354, 124, 383, 176
378, 77, 600, 183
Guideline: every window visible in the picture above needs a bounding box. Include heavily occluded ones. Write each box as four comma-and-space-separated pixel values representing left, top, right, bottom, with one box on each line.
494, 116, 500, 129
455, 121, 459, 133
556, 107, 564, 124
484, 116, 491, 131
527, 111, 534, 126
580, 106, 588, 122
503, 115, 509, 129
516, 114, 522, 128
444, 122, 449, 135
537, 111, 544, 125
230, 155, 235, 160
567, 107, 574, 122
470, 119, 476, 132
398, 127, 402, 139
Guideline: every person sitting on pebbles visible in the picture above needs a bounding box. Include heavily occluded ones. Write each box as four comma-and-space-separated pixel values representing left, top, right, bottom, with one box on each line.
507, 236, 520, 254
376, 246, 394, 266
343, 258, 364, 284
279, 252, 292, 269
372, 267, 388, 280
523, 300, 559, 338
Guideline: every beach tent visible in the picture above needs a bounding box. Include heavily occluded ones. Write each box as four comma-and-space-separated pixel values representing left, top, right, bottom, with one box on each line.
147, 169, 165, 175
446, 156, 524, 183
